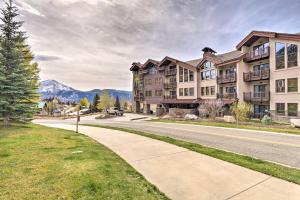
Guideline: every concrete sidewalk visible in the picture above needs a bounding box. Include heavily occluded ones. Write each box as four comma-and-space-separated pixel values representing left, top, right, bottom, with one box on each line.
36, 122, 300, 200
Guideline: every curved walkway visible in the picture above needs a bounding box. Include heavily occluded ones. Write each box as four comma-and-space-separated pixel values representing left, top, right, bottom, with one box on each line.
35, 122, 300, 200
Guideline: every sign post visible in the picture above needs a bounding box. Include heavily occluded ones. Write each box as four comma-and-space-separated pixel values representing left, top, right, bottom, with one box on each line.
76, 110, 80, 133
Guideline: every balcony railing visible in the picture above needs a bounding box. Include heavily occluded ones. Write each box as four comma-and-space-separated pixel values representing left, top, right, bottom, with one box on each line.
164, 82, 177, 89
217, 93, 237, 100
243, 92, 270, 102
165, 69, 177, 76
243, 69, 270, 82
164, 95, 177, 99
217, 73, 236, 84
244, 47, 270, 62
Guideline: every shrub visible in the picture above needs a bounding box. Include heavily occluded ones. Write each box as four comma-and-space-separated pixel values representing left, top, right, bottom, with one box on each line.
230, 102, 253, 125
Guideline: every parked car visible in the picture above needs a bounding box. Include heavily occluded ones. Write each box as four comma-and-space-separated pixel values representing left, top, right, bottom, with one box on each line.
107, 107, 124, 116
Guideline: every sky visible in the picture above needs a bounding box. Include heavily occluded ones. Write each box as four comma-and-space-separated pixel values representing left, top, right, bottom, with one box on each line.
5, 0, 300, 91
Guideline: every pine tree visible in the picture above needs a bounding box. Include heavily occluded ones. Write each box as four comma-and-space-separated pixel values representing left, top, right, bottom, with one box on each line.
114, 96, 121, 110
0, 0, 39, 127
92, 94, 100, 112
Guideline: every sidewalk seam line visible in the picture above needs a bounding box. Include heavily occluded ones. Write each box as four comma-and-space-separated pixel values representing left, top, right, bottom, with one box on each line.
131, 150, 190, 162
225, 176, 272, 200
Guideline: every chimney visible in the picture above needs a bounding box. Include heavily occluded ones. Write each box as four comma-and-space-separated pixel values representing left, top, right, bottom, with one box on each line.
202, 47, 217, 57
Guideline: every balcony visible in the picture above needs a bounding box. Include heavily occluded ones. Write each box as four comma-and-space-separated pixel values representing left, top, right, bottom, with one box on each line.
164, 95, 177, 100
244, 47, 270, 63
243, 92, 270, 102
165, 69, 177, 76
164, 82, 177, 89
217, 73, 236, 84
134, 95, 144, 101
243, 69, 270, 82
217, 93, 237, 100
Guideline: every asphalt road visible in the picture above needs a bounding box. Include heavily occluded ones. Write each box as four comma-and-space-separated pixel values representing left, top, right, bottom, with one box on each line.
34, 115, 300, 169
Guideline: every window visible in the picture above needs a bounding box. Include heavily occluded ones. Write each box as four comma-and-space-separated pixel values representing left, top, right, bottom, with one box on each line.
179, 67, 183, 82
253, 43, 269, 56
201, 61, 215, 80
184, 69, 188, 82
210, 86, 215, 95
145, 91, 152, 97
189, 88, 194, 96
276, 79, 285, 93
276, 42, 285, 70
226, 87, 236, 94
179, 88, 183, 96
145, 79, 152, 85
288, 78, 298, 92
184, 88, 189, 96
189, 70, 194, 81
201, 87, 205, 96
287, 44, 298, 68
205, 87, 210, 96
276, 103, 285, 116
155, 90, 162, 97
288, 103, 298, 117
201, 72, 205, 80
210, 69, 216, 79
149, 66, 156, 74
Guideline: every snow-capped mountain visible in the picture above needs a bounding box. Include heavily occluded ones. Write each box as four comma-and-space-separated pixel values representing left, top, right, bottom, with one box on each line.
38, 80, 132, 103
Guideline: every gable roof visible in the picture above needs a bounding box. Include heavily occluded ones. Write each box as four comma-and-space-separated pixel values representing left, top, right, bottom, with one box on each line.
236, 30, 300, 50
185, 58, 203, 67
158, 56, 197, 71
141, 59, 159, 69
130, 62, 142, 71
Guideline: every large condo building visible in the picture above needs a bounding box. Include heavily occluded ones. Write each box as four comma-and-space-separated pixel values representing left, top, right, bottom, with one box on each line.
130, 31, 300, 121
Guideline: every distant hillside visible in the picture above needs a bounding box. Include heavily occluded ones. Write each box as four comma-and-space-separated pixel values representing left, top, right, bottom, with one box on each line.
38, 80, 132, 103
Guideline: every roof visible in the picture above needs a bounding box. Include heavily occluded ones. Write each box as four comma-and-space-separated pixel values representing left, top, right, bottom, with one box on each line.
236, 30, 300, 49
141, 59, 159, 69
216, 50, 244, 63
158, 56, 197, 71
185, 58, 203, 67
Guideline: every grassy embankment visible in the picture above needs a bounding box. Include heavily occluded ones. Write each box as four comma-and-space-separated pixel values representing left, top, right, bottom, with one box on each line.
0, 124, 168, 200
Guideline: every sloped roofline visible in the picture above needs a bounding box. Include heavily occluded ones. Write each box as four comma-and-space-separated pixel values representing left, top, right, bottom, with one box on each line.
141, 59, 159, 69
158, 56, 197, 71
236, 30, 300, 50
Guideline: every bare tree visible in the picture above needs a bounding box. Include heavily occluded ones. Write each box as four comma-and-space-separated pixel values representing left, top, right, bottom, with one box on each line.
200, 99, 224, 120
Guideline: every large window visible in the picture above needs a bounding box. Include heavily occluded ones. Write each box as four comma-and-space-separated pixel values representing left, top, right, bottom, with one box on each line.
288, 78, 298, 92
184, 88, 189, 96
179, 67, 183, 82
189, 70, 194, 81
179, 88, 183, 96
201, 61, 215, 80
288, 103, 298, 117
276, 79, 285, 93
189, 88, 194, 96
276, 103, 285, 116
276, 42, 285, 70
253, 43, 269, 56
149, 65, 157, 74
184, 69, 188, 82
287, 44, 298, 68
226, 86, 236, 94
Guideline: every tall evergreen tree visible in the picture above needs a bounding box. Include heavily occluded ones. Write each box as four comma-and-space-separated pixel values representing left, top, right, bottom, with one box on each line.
92, 93, 100, 112
114, 96, 121, 110
0, 0, 39, 127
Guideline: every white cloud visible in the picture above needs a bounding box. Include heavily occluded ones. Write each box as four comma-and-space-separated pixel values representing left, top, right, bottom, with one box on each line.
16, 1, 45, 17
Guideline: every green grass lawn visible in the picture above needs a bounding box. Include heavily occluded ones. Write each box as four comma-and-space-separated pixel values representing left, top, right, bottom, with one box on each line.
151, 119, 300, 135
83, 124, 300, 185
0, 124, 168, 200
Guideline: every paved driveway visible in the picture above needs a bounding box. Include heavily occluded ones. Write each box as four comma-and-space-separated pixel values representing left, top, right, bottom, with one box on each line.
34, 114, 300, 168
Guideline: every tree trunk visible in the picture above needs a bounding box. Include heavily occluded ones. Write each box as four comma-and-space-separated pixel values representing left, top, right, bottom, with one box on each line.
3, 115, 10, 128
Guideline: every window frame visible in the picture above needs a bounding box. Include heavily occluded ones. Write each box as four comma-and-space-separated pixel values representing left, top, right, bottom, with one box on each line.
288, 103, 298, 117
276, 79, 285, 93
276, 103, 285, 116
275, 42, 285, 70
287, 43, 298, 68
287, 78, 298, 93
